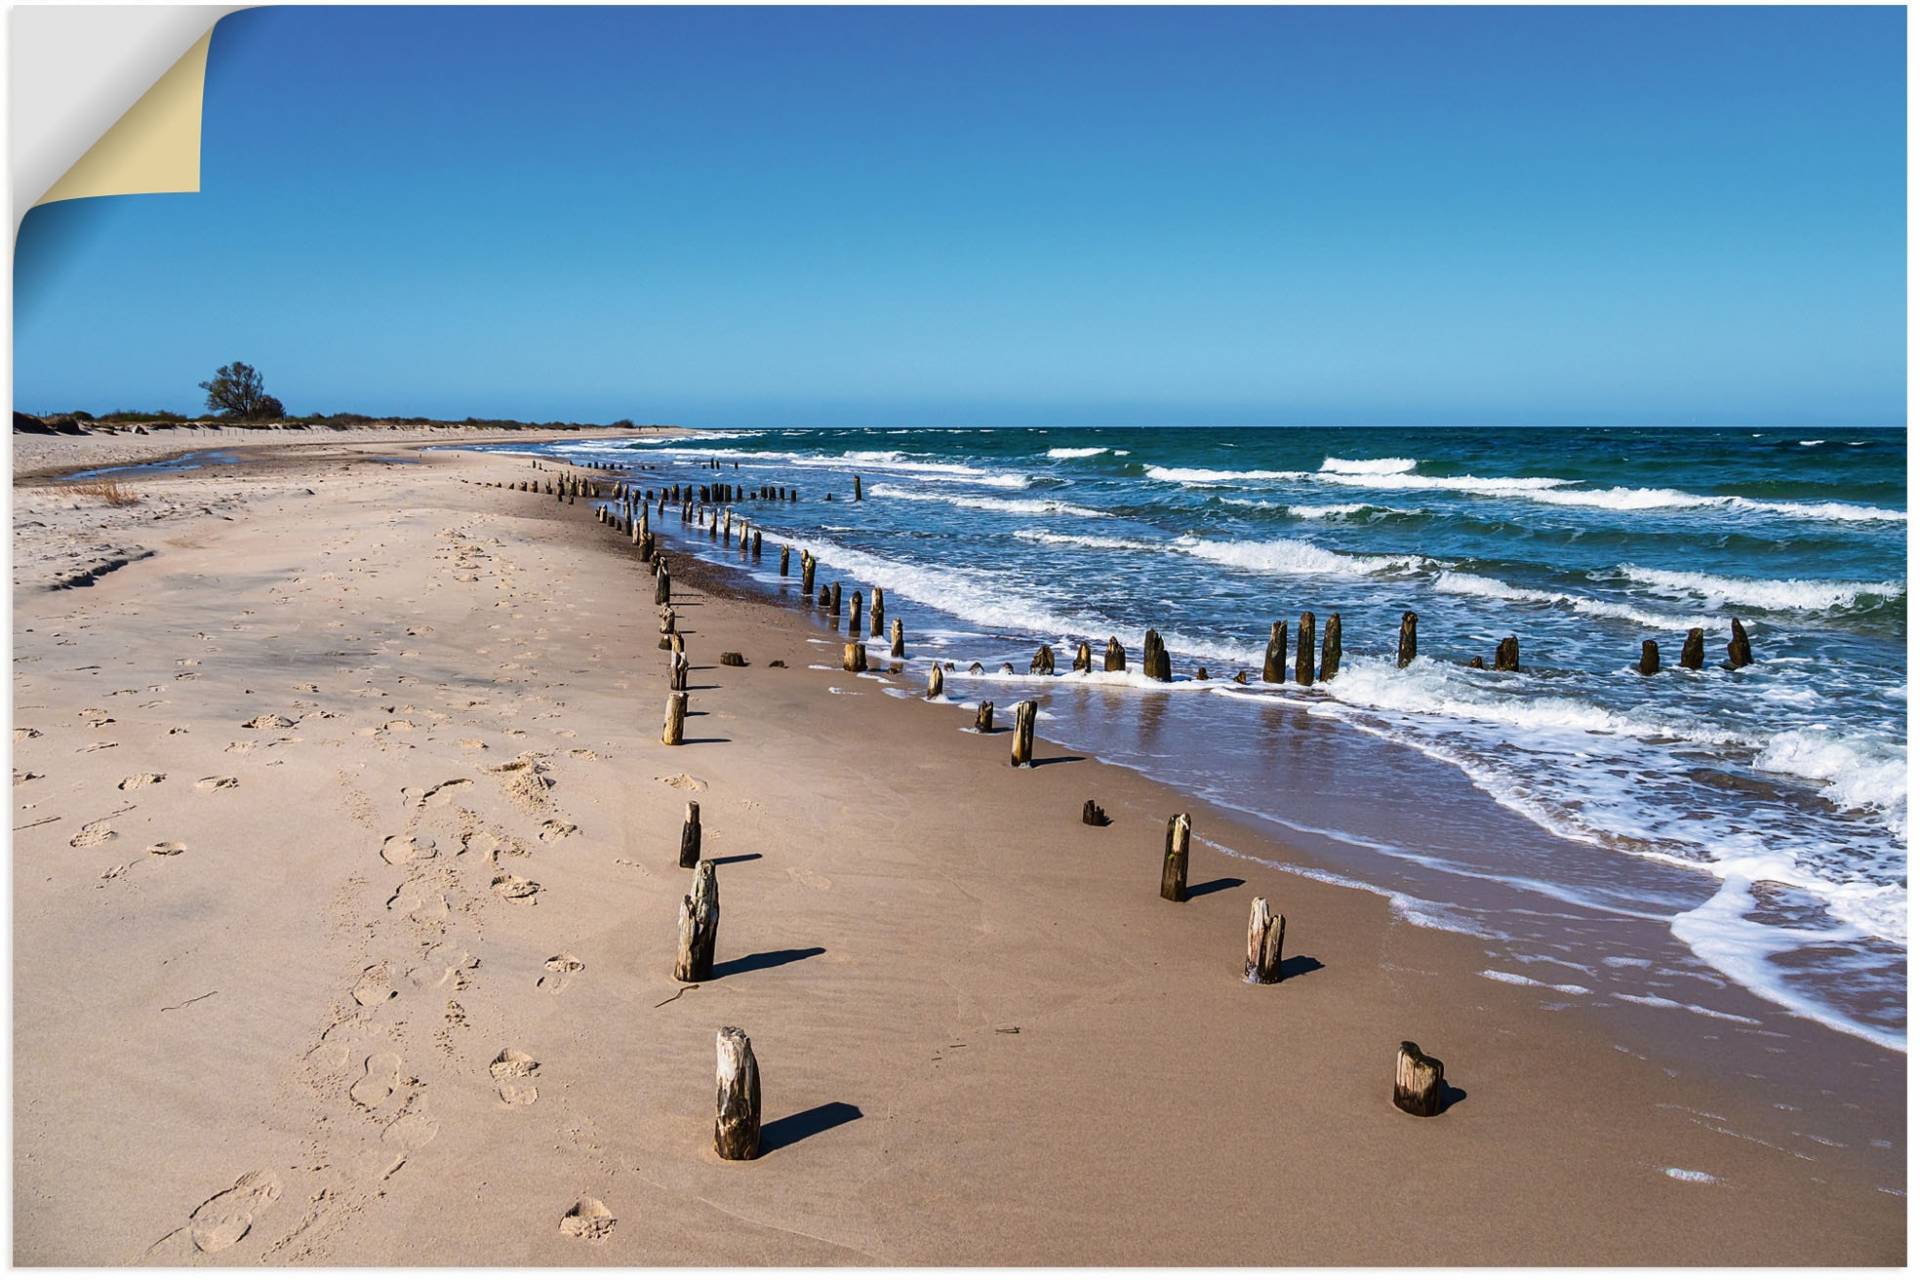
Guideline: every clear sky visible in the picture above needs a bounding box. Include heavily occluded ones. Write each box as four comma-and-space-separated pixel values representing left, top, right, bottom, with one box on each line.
13, 5, 1907, 427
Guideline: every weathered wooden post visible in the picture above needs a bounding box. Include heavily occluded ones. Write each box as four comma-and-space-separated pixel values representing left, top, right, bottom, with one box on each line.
800, 551, 815, 595
1247, 897, 1285, 983
1397, 611, 1418, 668
1494, 635, 1520, 672
852, 475, 863, 501
714, 1027, 761, 1160
1295, 612, 1316, 685
663, 692, 687, 746
1031, 644, 1055, 675
1263, 620, 1288, 683
870, 588, 885, 637
1011, 701, 1036, 766
678, 801, 702, 868
843, 641, 867, 673
1103, 636, 1126, 672
848, 591, 863, 637
674, 861, 719, 982
1161, 813, 1190, 902
1727, 617, 1753, 669
1637, 639, 1660, 675
1081, 800, 1109, 826
1680, 627, 1704, 670
1393, 1042, 1445, 1117
1143, 630, 1171, 681
974, 701, 994, 733
926, 665, 945, 699
670, 651, 689, 691
656, 566, 672, 605
890, 619, 905, 658
1321, 613, 1342, 681
829, 582, 842, 624
779, 545, 790, 576
1073, 641, 1092, 673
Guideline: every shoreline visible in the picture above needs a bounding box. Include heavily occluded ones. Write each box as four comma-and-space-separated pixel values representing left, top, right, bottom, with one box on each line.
10, 442, 1903, 1263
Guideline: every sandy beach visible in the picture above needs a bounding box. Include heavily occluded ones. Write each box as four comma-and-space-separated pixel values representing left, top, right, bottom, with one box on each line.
10, 438, 1904, 1265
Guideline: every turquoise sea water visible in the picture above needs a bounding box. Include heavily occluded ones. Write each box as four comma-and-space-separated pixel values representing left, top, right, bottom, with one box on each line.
502, 426, 1906, 1049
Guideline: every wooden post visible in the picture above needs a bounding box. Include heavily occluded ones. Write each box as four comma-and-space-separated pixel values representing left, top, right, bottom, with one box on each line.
1394, 1042, 1445, 1117
1081, 799, 1109, 826
1161, 813, 1190, 902
714, 1027, 761, 1160
656, 567, 672, 605
829, 582, 842, 624
1247, 897, 1285, 983
852, 475, 863, 501
1103, 636, 1126, 672
1321, 613, 1342, 681
975, 701, 994, 733
1494, 635, 1520, 672
1396, 611, 1418, 668
870, 588, 885, 637
1637, 639, 1660, 676
843, 641, 868, 673
1011, 701, 1036, 766
1680, 627, 1704, 670
1073, 641, 1092, 674
1295, 612, 1316, 685
779, 545, 791, 576
679, 801, 702, 868
670, 651, 689, 691
1727, 617, 1753, 669
674, 861, 719, 982
890, 619, 905, 658
663, 692, 687, 746
926, 665, 944, 699
1031, 644, 1055, 675
800, 551, 815, 595
1143, 630, 1170, 681
1262, 620, 1288, 683
848, 591, 863, 636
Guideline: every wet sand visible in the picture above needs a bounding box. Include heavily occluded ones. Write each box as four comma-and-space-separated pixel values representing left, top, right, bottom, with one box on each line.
9, 441, 1904, 1264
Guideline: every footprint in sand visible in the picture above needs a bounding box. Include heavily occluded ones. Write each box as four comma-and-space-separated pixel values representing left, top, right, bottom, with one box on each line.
69, 820, 116, 848
538, 954, 584, 992
242, 714, 295, 729
147, 841, 187, 857
184, 1169, 284, 1254
381, 1110, 440, 1153
118, 773, 166, 790
402, 778, 472, 809
196, 776, 239, 791
379, 833, 438, 866
559, 1198, 616, 1241
656, 773, 707, 792
490, 873, 539, 902
349, 1052, 404, 1109
352, 964, 398, 1007
15, 727, 41, 741
489, 1048, 540, 1106
537, 819, 576, 843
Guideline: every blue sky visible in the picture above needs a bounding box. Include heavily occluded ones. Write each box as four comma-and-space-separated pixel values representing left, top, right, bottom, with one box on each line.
13, 5, 1907, 426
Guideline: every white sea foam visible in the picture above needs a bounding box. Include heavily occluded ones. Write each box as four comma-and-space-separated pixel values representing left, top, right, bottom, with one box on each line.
1664, 1168, 1719, 1184
1753, 730, 1908, 844
869, 484, 1108, 518
1319, 456, 1417, 475
1613, 992, 1761, 1025
1288, 503, 1382, 519
1172, 535, 1433, 578
1144, 465, 1308, 485
1012, 529, 1160, 552
1432, 570, 1707, 631
658, 446, 1032, 489
1615, 565, 1904, 614
1481, 969, 1592, 995
1045, 446, 1128, 459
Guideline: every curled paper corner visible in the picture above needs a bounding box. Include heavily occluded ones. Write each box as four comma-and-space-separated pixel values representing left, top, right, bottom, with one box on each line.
33, 24, 217, 211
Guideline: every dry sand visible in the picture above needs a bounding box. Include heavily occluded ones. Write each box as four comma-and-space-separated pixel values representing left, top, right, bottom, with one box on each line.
10, 440, 1905, 1264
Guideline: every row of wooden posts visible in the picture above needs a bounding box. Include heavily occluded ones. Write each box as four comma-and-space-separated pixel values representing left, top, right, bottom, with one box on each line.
507, 461, 1469, 1153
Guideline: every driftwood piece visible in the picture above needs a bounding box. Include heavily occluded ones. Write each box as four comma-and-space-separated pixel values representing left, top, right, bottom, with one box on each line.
1247, 897, 1285, 983
714, 1027, 761, 1160
1161, 813, 1191, 902
1011, 700, 1036, 767
1394, 1041, 1445, 1117
1082, 799, 1109, 827
1727, 617, 1753, 669
1638, 640, 1660, 676
1321, 613, 1342, 681
1263, 620, 1287, 683
674, 860, 718, 981
663, 692, 687, 746
1396, 611, 1418, 668
1680, 627, 1704, 670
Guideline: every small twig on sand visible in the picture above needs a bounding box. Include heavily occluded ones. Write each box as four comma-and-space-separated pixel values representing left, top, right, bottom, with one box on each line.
161, 991, 218, 1012
654, 985, 698, 1008
12, 815, 60, 832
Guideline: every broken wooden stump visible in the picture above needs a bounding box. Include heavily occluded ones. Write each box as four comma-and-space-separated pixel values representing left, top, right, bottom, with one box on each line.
1680, 627, 1704, 670
843, 641, 868, 673
1072, 640, 1092, 674
1321, 613, 1342, 681
1263, 620, 1288, 683
1142, 630, 1171, 682
870, 588, 885, 637
720, 652, 747, 667
1010, 700, 1036, 766
890, 618, 905, 658
1161, 813, 1190, 902
1103, 636, 1126, 672
800, 550, 815, 595
829, 582, 842, 623
1397, 611, 1418, 668
1082, 799, 1109, 827
678, 801, 702, 868
1493, 635, 1520, 673
655, 567, 672, 606
779, 545, 791, 576
1294, 612, 1316, 685
669, 652, 689, 691
1393, 1041, 1446, 1117
1638, 640, 1660, 676
1031, 644, 1055, 675
852, 474, 863, 501
1727, 617, 1753, 669
662, 692, 687, 746
926, 665, 945, 699
1246, 897, 1285, 984
714, 1027, 761, 1160
848, 590, 863, 636
974, 701, 994, 733
674, 860, 720, 982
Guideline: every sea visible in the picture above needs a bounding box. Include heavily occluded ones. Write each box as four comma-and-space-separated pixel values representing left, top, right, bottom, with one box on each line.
494, 425, 1907, 1052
